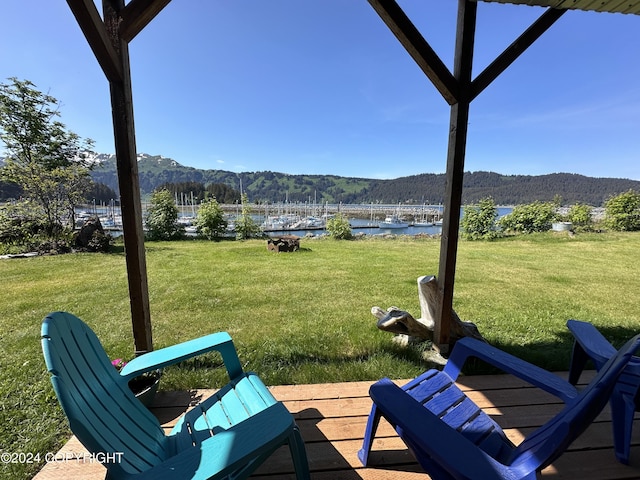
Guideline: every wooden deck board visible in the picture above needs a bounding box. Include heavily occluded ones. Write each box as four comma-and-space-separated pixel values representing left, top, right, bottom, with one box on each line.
33, 371, 640, 479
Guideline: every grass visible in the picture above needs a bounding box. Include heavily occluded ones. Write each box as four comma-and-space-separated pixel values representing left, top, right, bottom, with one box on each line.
2, 232, 640, 478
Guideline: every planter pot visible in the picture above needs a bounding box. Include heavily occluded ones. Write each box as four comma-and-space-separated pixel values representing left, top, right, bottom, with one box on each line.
552, 222, 572, 232
129, 370, 162, 407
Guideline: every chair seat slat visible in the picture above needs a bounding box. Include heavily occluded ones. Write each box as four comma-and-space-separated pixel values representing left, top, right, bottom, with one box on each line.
422, 383, 467, 417
406, 371, 452, 401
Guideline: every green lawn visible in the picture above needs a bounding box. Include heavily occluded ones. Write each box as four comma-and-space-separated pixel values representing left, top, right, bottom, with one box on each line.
2, 232, 640, 479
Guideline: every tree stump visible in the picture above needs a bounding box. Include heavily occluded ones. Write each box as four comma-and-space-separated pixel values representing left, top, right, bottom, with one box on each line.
372, 275, 486, 354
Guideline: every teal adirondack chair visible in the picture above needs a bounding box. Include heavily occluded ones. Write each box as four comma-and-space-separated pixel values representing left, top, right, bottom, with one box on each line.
41, 311, 309, 480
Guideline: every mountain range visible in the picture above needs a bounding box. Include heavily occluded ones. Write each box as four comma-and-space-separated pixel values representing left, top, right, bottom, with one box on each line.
87, 153, 640, 207
3, 153, 640, 206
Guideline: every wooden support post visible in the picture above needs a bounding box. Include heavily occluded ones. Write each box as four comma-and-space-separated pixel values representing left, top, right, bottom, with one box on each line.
435, 0, 476, 353
104, 0, 153, 355
367, 0, 565, 353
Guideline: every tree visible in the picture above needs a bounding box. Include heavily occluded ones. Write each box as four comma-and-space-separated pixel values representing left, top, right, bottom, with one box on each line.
498, 201, 558, 234
0, 78, 93, 170
0, 78, 94, 250
604, 190, 640, 231
461, 197, 500, 240
195, 197, 227, 240
88, 182, 118, 204
326, 213, 352, 239
145, 189, 184, 240
235, 193, 261, 240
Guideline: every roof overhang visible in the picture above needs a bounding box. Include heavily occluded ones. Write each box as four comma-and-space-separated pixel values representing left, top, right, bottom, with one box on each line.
477, 0, 640, 16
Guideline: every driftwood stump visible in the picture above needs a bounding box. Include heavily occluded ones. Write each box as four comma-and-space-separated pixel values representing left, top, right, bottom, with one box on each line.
372, 275, 486, 355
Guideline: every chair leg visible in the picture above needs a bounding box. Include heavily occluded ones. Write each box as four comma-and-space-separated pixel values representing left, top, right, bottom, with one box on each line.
358, 403, 382, 466
288, 425, 311, 480
610, 387, 637, 464
568, 341, 589, 385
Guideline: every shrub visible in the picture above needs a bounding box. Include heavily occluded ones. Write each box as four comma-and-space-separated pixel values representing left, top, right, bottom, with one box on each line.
461, 197, 501, 240
145, 189, 184, 240
0, 200, 59, 253
235, 193, 262, 240
604, 190, 640, 231
566, 203, 593, 232
195, 197, 227, 240
86, 230, 112, 252
326, 213, 352, 239
498, 201, 558, 234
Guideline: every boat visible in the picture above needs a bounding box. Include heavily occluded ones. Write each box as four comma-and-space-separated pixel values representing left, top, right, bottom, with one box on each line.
262, 214, 299, 231
378, 214, 409, 229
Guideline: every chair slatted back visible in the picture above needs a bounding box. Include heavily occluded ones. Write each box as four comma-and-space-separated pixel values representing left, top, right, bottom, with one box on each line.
511, 333, 640, 470
405, 370, 514, 463
41, 312, 170, 477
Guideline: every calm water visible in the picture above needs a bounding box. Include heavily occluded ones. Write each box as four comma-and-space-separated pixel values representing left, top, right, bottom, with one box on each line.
265, 220, 440, 238
263, 207, 513, 238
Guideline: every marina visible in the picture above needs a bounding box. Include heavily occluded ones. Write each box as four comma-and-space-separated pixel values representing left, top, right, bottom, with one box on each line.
75, 203, 515, 238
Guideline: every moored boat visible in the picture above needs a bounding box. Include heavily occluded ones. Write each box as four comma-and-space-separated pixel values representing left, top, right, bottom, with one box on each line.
378, 214, 409, 229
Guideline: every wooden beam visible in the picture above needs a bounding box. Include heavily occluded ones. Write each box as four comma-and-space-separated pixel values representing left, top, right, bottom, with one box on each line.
368, 0, 460, 105
367, 1, 567, 351
104, 0, 154, 354
120, 0, 172, 43
66, 0, 123, 83
435, 0, 477, 353
470, 7, 565, 101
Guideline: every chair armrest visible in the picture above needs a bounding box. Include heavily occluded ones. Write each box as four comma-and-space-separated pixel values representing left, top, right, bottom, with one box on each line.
369, 379, 517, 480
119, 332, 243, 381
444, 337, 578, 403
567, 319, 617, 369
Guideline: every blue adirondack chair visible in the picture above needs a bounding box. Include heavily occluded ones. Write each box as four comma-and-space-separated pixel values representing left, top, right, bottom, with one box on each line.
41, 311, 310, 480
359, 323, 640, 480
567, 319, 640, 464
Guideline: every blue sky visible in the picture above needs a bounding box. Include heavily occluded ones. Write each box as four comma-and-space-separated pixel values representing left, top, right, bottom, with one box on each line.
2, 1, 639, 180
